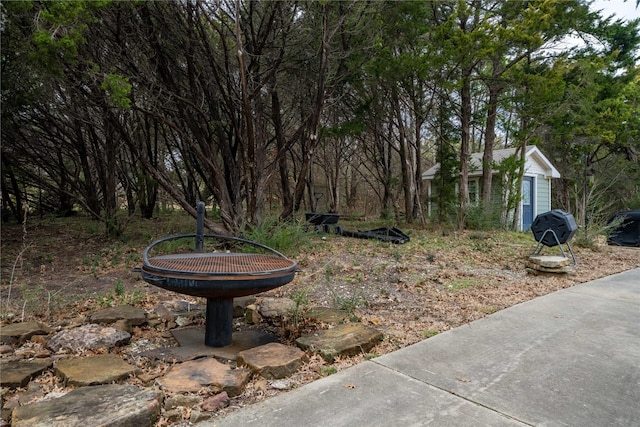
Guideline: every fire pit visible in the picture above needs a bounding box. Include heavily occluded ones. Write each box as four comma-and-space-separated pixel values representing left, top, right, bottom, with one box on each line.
140, 203, 297, 347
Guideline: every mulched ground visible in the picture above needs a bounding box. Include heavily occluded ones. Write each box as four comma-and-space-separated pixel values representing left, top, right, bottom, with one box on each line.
2, 219, 638, 424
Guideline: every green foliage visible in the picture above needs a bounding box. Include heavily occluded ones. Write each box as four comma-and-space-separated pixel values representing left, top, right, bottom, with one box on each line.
493, 151, 526, 230
573, 205, 626, 249
446, 278, 479, 291
423, 329, 439, 339
29, 1, 107, 70
327, 283, 367, 317
430, 140, 459, 225
320, 366, 337, 376
465, 205, 502, 231
288, 288, 311, 329
97, 285, 144, 308
113, 279, 125, 296
101, 74, 132, 109
242, 218, 312, 257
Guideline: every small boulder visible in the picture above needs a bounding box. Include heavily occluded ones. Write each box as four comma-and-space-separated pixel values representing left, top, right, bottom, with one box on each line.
257, 297, 296, 318
201, 392, 230, 412
47, 324, 131, 353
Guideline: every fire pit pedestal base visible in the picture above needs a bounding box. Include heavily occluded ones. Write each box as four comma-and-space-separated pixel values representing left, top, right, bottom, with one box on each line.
206, 297, 233, 347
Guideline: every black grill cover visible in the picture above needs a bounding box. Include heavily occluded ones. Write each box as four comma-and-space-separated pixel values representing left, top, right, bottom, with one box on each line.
607, 210, 640, 247
531, 210, 578, 246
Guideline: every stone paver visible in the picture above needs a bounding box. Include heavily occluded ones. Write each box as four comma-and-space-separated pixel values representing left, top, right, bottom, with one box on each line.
156, 357, 251, 396
89, 305, 147, 325
527, 255, 569, 267
55, 354, 140, 386
306, 307, 349, 324
296, 323, 383, 362
0, 360, 52, 388
237, 342, 308, 379
0, 321, 51, 345
11, 384, 161, 427
140, 327, 276, 362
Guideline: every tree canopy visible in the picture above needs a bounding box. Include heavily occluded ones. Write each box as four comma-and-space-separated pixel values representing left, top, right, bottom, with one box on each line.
2, 0, 638, 235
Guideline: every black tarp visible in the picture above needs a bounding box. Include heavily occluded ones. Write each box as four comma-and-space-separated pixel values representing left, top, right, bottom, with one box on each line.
335, 226, 410, 244
607, 210, 640, 247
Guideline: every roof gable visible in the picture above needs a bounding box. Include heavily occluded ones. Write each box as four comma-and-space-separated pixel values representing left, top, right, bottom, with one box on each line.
422, 146, 560, 180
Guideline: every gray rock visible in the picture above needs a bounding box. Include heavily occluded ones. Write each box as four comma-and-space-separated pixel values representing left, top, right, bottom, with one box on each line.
112, 319, 132, 333
257, 297, 296, 318
11, 384, 162, 427
233, 296, 256, 317
163, 409, 182, 423
55, 354, 139, 386
244, 304, 262, 324
164, 394, 201, 410
296, 323, 383, 362
190, 409, 212, 423
89, 305, 147, 326
47, 324, 131, 353
153, 300, 204, 322
201, 392, 230, 411
0, 344, 14, 354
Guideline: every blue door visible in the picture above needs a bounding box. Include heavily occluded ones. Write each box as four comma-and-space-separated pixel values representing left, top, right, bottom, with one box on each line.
522, 176, 534, 230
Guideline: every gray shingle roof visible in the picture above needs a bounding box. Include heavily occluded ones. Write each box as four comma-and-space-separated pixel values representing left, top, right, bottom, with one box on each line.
421, 145, 559, 180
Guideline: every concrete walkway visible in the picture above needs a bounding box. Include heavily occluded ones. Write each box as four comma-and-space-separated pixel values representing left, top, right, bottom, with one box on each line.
207, 268, 640, 427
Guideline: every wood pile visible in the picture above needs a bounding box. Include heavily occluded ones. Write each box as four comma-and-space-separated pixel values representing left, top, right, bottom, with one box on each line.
526, 255, 573, 275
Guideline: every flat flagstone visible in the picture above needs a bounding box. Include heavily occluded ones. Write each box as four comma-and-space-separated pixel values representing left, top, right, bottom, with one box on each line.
55, 354, 140, 386
0, 360, 52, 388
156, 357, 250, 396
89, 305, 147, 326
527, 255, 570, 268
296, 323, 383, 362
0, 321, 51, 345
47, 324, 131, 353
11, 384, 161, 427
138, 327, 276, 362
525, 261, 573, 274
237, 342, 308, 379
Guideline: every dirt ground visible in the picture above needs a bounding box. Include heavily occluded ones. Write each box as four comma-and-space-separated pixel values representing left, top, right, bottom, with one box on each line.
1, 218, 639, 423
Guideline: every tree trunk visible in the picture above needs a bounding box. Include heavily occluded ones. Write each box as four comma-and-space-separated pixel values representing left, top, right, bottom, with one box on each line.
482, 84, 500, 213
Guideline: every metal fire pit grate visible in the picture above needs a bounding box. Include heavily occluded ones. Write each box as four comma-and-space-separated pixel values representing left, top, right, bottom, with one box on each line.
144, 252, 296, 278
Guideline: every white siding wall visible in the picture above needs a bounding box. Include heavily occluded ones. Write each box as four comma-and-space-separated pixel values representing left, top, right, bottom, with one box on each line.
536, 173, 551, 214
525, 157, 547, 176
